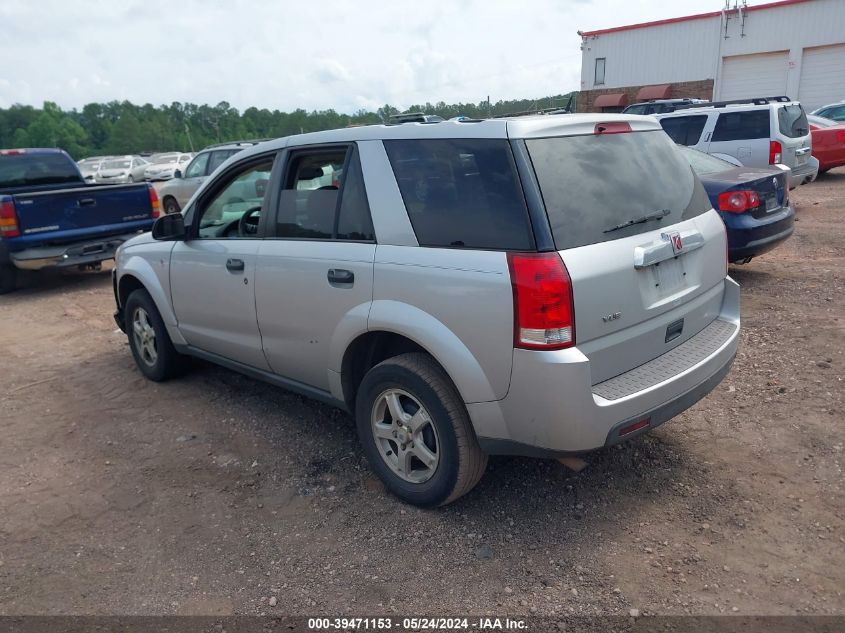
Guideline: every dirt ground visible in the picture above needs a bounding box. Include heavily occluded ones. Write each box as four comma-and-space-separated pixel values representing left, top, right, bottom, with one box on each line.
0, 170, 842, 619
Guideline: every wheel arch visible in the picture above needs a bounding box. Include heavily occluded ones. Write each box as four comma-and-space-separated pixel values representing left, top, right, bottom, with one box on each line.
337, 300, 499, 411
117, 253, 184, 345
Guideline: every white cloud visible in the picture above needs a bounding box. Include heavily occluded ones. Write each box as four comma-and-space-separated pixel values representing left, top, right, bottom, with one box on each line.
0, 0, 726, 112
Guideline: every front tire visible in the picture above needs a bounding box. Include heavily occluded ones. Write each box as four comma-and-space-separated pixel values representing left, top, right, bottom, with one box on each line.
355, 353, 487, 507
125, 289, 190, 381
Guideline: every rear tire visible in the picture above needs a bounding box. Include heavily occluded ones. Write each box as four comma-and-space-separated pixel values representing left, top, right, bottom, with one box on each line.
125, 288, 190, 381
355, 352, 487, 507
0, 264, 17, 294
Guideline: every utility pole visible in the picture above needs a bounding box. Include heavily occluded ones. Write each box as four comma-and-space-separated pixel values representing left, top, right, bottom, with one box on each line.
184, 123, 195, 152
487, 95, 491, 118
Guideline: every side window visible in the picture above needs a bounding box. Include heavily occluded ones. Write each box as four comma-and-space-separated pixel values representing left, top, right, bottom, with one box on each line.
207, 150, 234, 174
712, 110, 771, 142
383, 138, 533, 250
595, 58, 606, 85
185, 152, 209, 178
274, 147, 373, 241
660, 115, 708, 146
195, 159, 274, 239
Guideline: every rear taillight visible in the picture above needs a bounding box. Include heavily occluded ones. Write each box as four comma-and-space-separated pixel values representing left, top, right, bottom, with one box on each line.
769, 140, 782, 165
718, 190, 759, 213
507, 252, 574, 350
147, 183, 162, 218
836, 130, 845, 143
0, 196, 21, 238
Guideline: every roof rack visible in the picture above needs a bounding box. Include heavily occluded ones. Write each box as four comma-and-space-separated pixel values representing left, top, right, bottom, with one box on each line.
492, 106, 572, 119
671, 95, 792, 111
203, 138, 274, 149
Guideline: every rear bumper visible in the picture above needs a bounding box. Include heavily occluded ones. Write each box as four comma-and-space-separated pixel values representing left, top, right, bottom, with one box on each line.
788, 157, 819, 188
9, 232, 140, 271
468, 277, 740, 456
726, 204, 795, 262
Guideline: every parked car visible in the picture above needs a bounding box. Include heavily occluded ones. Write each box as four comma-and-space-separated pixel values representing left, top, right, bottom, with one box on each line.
77, 156, 110, 182
94, 155, 150, 184
810, 101, 845, 122
112, 116, 740, 506
807, 114, 845, 173
678, 146, 794, 264
143, 152, 193, 181
0, 148, 161, 293
654, 96, 818, 188
623, 98, 708, 115
157, 141, 263, 215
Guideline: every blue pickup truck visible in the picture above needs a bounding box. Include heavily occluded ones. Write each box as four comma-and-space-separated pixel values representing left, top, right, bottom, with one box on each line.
0, 148, 161, 293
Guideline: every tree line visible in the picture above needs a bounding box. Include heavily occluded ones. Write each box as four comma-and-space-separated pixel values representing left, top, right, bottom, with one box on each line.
0, 94, 576, 160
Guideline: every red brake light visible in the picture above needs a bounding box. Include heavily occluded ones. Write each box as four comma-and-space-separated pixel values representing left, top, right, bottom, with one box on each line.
836, 130, 845, 143
147, 184, 162, 219
769, 140, 782, 165
507, 252, 574, 350
718, 190, 759, 213
594, 122, 632, 135
0, 196, 21, 238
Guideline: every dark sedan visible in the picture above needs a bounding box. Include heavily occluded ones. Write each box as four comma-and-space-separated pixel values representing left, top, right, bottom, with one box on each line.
678, 146, 795, 264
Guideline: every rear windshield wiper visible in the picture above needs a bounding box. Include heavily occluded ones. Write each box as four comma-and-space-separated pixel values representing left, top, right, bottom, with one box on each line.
604, 209, 670, 234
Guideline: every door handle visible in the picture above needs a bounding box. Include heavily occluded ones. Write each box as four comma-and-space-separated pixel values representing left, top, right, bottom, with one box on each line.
77, 198, 97, 207
226, 258, 245, 272
327, 268, 354, 285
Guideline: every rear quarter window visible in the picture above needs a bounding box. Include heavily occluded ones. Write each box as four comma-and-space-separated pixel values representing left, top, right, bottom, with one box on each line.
712, 110, 770, 141
527, 130, 711, 250
384, 139, 533, 250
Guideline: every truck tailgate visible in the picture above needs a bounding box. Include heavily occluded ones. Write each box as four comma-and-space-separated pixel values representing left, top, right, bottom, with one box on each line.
10, 183, 153, 247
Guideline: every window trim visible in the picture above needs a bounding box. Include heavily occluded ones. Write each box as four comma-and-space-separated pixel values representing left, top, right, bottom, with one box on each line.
594, 58, 606, 86
268, 142, 377, 244
186, 151, 281, 240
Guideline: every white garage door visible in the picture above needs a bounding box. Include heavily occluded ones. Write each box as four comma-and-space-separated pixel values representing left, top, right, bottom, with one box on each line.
719, 51, 789, 101
799, 44, 845, 112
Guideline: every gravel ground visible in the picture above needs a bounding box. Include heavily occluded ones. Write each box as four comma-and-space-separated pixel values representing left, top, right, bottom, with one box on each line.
0, 170, 842, 618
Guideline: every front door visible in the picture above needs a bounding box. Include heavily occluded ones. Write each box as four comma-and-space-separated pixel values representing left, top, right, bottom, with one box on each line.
255, 145, 376, 390
170, 155, 276, 369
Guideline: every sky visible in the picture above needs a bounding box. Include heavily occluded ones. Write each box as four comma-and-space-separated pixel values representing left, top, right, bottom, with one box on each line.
0, 0, 737, 113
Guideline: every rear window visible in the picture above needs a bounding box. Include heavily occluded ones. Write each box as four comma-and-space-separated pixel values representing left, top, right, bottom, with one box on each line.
0, 153, 81, 189
778, 104, 809, 138
678, 145, 735, 175
384, 139, 533, 250
526, 130, 711, 250
660, 115, 708, 146
712, 110, 770, 141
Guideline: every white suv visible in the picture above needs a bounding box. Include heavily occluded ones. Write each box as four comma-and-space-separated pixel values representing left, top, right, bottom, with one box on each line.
654, 97, 817, 188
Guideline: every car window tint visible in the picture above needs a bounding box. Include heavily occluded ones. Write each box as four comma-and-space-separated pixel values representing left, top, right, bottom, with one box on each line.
336, 151, 375, 241
208, 150, 234, 174
185, 152, 209, 178
383, 139, 533, 250
625, 105, 648, 115
777, 104, 809, 138
527, 131, 711, 250
196, 160, 273, 239
712, 110, 770, 141
660, 115, 708, 146
0, 152, 81, 188
275, 149, 347, 239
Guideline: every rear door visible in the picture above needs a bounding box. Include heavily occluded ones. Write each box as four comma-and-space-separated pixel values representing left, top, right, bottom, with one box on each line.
255, 144, 376, 390
706, 109, 771, 166
524, 128, 727, 384
774, 104, 812, 170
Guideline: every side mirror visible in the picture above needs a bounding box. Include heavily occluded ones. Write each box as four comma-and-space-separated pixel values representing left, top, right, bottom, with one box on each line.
152, 213, 186, 241
173, 169, 182, 179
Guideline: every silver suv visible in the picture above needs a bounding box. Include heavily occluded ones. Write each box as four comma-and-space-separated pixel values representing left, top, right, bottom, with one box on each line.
113, 116, 740, 506
654, 96, 817, 188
